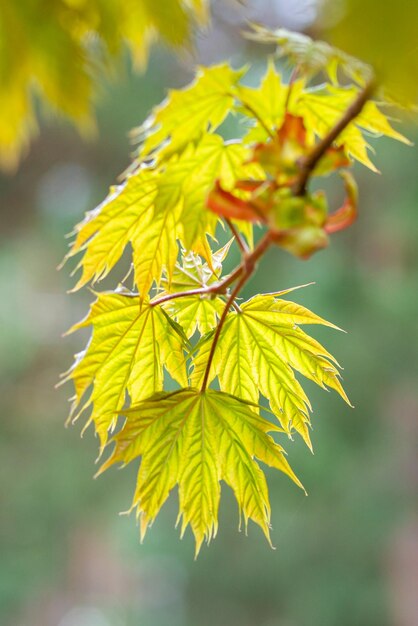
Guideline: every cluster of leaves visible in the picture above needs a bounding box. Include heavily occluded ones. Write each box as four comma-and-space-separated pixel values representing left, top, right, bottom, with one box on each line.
63, 56, 408, 554
0, 0, 206, 169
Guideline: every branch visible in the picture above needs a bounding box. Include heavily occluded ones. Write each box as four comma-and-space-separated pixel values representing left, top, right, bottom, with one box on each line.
200, 231, 272, 391
292, 79, 376, 197
150, 230, 271, 308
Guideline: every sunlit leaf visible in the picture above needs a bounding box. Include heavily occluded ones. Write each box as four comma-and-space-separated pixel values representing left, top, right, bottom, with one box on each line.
99, 388, 303, 555
136, 64, 244, 162
63, 292, 187, 447
192, 293, 349, 449
66, 134, 255, 293
158, 245, 232, 338
291, 84, 411, 171
237, 59, 287, 143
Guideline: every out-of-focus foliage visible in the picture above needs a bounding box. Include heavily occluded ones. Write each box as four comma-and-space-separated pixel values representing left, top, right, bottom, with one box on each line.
0, 0, 207, 169
246, 23, 373, 86
320, 0, 418, 105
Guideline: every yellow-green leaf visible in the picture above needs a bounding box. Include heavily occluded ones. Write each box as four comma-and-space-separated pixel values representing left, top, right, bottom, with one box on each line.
99, 388, 303, 555
158, 243, 233, 337
137, 64, 244, 162
246, 24, 372, 86
66, 134, 258, 295
192, 293, 349, 449
63, 293, 187, 447
292, 84, 411, 171
238, 59, 287, 143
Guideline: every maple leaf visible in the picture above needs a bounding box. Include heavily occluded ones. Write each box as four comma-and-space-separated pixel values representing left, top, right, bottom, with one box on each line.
292, 84, 411, 171
192, 290, 349, 450
135, 64, 243, 162
159, 243, 232, 338
157, 135, 257, 249
99, 388, 304, 556
246, 24, 373, 86
237, 59, 288, 143
62, 292, 188, 448
65, 134, 256, 294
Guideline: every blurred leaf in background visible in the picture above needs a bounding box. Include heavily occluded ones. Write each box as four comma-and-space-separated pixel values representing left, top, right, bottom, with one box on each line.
319, 0, 418, 105
0, 0, 207, 170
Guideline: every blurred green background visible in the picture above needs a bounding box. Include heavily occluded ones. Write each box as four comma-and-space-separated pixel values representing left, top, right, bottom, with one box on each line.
1, 2, 417, 625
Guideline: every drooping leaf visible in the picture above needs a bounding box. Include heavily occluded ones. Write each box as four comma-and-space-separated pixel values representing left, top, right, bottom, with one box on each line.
66, 168, 163, 293
62, 292, 187, 447
99, 388, 303, 555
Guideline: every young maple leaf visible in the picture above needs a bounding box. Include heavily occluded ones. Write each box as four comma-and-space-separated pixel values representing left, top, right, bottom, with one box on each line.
98, 388, 304, 556
62, 292, 188, 448
192, 290, 350, 450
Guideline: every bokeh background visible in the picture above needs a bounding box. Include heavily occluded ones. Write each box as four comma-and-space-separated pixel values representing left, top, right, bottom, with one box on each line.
1, 2, 417, 625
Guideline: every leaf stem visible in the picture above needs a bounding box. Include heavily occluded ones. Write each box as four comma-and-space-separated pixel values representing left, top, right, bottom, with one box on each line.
200, 231, 272, 392
240, 100, 276, 140
225, 217, 249, 254
284, 64, 300, 113
292, 79, 376, 196
150, 238, 259, 308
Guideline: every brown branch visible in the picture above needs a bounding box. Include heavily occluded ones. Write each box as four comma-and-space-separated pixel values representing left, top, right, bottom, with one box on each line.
292, 79, 376, 197
200, 232, 272, 392
150, 266, 242, 308
150, 285, 222, 307
150, 230, 271, 308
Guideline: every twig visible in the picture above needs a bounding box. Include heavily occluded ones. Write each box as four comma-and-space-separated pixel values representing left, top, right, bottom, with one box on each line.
150, 230, 271, 308
200, 232, 272, 392
292, 79, 376, 197
150, 266, 243, 308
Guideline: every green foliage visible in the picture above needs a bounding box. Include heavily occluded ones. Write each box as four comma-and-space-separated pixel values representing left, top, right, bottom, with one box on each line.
64, 55, 408, 554
0, 0, 207, 169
